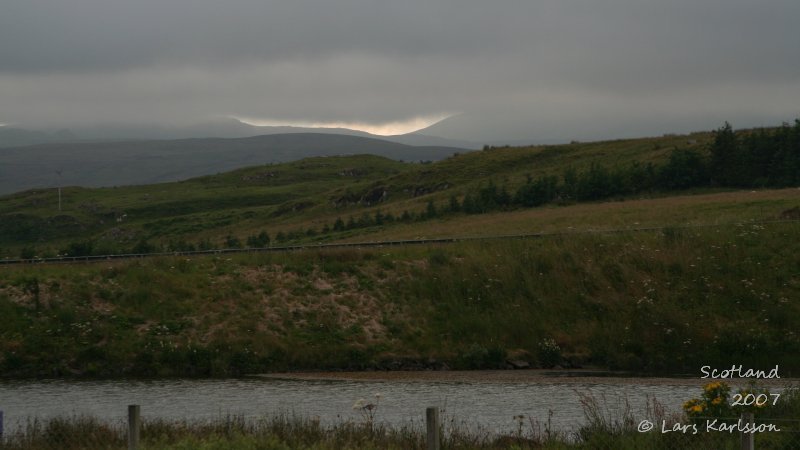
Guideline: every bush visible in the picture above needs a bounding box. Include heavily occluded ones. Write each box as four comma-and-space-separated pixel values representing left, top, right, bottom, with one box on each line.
537, 338, 562, 368
683, 381, 734, 421
246, 231, 270, 248
62, 240, 94, 257
132, 239, 158, 254
458, 343, 506, 369
683, 381, 774, 423
19, 246, 36, 259
224, 235, 242, 249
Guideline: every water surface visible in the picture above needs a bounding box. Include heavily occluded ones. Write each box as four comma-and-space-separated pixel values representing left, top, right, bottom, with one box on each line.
0, 373, 783, 435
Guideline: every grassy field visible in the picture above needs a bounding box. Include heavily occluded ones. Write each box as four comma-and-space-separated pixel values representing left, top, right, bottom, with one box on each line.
333, 188, 800, 242
2, 218, 798, 377
0, 132, 716, 259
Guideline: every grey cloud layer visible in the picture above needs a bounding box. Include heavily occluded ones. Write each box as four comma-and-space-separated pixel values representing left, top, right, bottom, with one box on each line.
1, 1, 522, 72
2, 0, 799, 139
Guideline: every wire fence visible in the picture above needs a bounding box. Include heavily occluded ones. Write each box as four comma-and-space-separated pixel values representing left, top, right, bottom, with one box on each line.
2, 218, 798, 266
1, 407, 799, 449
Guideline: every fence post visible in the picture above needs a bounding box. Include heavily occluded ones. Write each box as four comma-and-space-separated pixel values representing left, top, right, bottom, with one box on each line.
0, 409, 4, 441
426, 406, 440, 450
128, 405, 141, 450
740, 412, 754, 450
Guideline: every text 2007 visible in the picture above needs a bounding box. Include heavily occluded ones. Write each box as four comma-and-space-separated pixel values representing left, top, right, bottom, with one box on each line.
731, 393, 781, 407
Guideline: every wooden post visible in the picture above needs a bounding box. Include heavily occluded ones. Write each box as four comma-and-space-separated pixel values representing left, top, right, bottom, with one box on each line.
0, 410, 4, 440
426, 406, 440, 450
128, 405, 141, 450
740, 412, 754, 450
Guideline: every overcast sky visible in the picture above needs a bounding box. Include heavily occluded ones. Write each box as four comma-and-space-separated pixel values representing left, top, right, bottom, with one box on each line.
2, 0, 799, 141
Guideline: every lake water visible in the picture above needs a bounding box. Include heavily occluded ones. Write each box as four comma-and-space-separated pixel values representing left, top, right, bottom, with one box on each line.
0, 373, 783, 435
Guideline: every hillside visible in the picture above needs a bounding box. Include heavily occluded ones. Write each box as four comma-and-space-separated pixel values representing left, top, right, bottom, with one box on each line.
0, 130, 724, 259
1, 123, 799, 377
0, 133, 464, 194
1, 219, 798, 378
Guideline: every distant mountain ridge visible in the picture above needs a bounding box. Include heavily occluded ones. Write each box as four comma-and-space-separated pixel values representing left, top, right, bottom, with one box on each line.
0, 132, 468, 195
0, 127, 78, 148
0, 118, 481, 149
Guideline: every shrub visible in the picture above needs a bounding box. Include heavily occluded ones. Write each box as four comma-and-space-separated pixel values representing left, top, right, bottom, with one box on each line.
537, 338, 562, 368
224, 234, 242, 249
19, 246, 36, 259
246, 231, 270, 248
683, 381, 734, 421
683, 381, 773, 423
458, 343, 506, 369
62, 240, 94, 257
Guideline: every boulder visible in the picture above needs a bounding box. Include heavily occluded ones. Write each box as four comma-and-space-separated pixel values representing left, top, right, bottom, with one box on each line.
507, 359, 531, 370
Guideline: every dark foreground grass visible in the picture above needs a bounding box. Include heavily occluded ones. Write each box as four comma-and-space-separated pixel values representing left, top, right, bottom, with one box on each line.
3, 389, 799, 449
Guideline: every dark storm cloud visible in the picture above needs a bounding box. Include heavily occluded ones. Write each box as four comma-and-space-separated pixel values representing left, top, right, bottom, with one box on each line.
1, 0, 799, 140
0, 0, 517, 73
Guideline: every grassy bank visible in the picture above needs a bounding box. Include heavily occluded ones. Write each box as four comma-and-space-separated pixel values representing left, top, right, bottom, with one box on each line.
2, 220, 798, 377
3, 388, 799, 449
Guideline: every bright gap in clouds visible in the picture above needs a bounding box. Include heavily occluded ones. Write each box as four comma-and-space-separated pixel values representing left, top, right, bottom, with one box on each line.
233, 114, 452, 136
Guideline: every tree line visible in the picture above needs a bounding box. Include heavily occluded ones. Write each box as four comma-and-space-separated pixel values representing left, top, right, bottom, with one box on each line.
456, 120, 800, 213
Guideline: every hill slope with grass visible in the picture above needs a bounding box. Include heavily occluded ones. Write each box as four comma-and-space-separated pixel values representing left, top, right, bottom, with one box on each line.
1, 129, 720, 258
2, 120, 798, 260
1, 122, 798, 377
2, 221, 799, 377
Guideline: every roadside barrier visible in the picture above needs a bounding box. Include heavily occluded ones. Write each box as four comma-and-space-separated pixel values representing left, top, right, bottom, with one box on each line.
2, 218, 797, 267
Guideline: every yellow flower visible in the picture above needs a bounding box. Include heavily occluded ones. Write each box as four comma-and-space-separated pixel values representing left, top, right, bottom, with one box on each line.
712, 397, 723, 405
691, 405, 704, 413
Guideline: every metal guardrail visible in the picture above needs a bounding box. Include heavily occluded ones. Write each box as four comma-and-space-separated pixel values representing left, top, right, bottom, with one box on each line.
1, 219, 797, 266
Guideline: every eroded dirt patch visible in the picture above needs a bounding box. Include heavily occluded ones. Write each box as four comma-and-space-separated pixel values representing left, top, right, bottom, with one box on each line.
235, 265, 391, 342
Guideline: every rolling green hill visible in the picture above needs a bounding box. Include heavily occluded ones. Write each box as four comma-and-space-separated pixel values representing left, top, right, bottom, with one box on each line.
1, 124, 798, 378
0, 130, 722, 259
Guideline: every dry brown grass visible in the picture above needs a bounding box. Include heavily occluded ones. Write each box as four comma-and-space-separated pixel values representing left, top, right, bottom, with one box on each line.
188, 265, 391, 344
331, 188, 800, 242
